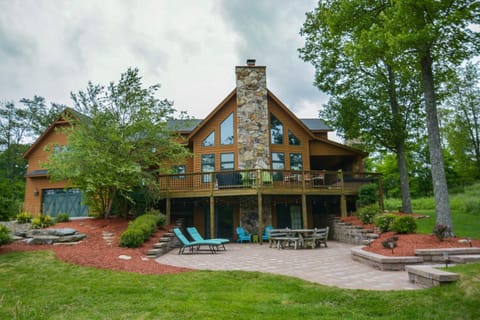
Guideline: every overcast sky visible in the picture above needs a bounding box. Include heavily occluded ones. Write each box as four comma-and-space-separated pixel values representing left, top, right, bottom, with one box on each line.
0, 0, 328, 121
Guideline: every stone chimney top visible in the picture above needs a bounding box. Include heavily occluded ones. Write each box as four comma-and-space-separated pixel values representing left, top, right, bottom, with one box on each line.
246, 59, 256, 67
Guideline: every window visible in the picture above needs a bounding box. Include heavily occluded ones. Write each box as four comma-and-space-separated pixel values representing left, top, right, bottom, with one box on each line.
288, 130, 301, 145
270, 114, 284, 144
290, 153, 303, 171
220, 113, 234, 145
220, 153, 235, 171
172, 165, 186, 179
272, 152, 285, 181
202, 131, 215, 147
201, 154, 215, 182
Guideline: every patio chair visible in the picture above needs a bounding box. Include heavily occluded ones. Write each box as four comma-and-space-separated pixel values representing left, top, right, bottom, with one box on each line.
236, 226, 252, 243
173, 227, 222, 254
262, 225, 274, 241
186, 227, 229, 250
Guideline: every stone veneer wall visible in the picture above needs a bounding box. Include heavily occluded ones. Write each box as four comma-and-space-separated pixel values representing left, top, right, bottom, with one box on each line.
235, 66, 270, 170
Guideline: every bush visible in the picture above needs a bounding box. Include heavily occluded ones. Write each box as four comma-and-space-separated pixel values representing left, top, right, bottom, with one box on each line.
374, 214, 397, 233
358, 204, 381, 224
433, 224, 452, 241
119, 213, 164, 248
391, 215, 417, 234
31, 214, 55, 229
358, 183, 379, 206
0, 224, 12, 246
55, 213, 70, 223
119, 228, 145, 248
16, 212, 33, 224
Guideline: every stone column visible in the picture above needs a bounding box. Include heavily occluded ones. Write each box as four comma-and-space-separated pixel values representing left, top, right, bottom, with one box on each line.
235, 60, 270, 170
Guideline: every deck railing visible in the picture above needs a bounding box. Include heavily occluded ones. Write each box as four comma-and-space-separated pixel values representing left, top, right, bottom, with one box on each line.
158, 169, 381, 194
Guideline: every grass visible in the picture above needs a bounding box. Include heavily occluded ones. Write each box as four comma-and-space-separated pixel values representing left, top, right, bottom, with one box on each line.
0, 251, 479, 319
384, 182, 480, 238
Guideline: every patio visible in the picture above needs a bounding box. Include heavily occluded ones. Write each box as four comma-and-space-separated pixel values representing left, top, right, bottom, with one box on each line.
155, 241, 422, 291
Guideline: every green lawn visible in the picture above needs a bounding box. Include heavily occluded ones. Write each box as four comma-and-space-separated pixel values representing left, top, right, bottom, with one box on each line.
0, 251, 479, 319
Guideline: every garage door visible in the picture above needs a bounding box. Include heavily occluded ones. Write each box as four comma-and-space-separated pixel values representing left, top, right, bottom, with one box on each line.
42, 188, 89, 217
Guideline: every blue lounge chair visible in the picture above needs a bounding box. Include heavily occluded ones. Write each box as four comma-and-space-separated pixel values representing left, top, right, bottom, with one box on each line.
236, 226, 252, 243
173, 228, 222, 254
262, 225, 274, 241
186, 227, 229, 250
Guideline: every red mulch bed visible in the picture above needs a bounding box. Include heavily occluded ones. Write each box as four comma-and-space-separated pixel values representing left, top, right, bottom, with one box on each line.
0, 217, 192, 275
342, 214, 480, 256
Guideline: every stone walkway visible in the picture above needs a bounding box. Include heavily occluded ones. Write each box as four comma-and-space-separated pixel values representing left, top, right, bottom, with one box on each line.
156, 241, 422, 291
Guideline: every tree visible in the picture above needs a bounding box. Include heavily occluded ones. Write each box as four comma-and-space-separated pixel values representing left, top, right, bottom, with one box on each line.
300, 0, 479, 232
299, 1, 425, 213
44, 68, 191, 218
441, 62, 480, 184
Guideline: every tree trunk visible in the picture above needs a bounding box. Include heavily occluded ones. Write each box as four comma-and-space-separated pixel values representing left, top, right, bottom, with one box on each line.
387, 65, 412, 213
420, 50, 454, 233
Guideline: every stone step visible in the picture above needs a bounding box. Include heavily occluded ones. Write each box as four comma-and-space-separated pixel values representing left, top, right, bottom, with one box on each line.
158, 237, 171, 242
153, 242, 170, 249
449, 254, 480, 264
146, 248, 165, 258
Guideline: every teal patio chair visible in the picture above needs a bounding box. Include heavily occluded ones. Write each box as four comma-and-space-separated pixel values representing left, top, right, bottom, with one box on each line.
186, 227, 229, 250
236, 226, 252, 243
262, 225, 274, 241
173, 227, 222, 254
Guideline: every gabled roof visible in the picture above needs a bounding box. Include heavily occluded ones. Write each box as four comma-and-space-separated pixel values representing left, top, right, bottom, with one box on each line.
23, 107, 87, 159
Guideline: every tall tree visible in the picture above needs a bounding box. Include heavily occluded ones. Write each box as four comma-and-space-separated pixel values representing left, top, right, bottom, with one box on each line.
300, 0, 479, 232
299, 1, 425, 213
442, 62, 480, 183
44, 68, 191, 218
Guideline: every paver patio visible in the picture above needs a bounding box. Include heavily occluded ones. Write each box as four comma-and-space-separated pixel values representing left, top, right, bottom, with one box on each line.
156, 241, 422, 290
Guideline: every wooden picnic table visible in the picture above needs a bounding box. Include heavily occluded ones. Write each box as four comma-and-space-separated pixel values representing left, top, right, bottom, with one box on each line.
268, 227, 329, 250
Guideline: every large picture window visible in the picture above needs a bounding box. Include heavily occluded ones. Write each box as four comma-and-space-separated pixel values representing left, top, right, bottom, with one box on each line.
220, 153, 235, 171
270, 114, 284, 144
202, 131, 215, 147
290, 153, 303, 171
220, 113, 234, 145
201, 154, 215, 182
172, 165, 186, 179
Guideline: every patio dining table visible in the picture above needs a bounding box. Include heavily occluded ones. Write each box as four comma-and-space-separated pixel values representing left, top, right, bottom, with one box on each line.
269, 228, 315, 250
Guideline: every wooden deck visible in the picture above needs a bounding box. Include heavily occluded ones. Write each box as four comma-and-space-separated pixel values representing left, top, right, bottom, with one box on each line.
159, 169, 380, 199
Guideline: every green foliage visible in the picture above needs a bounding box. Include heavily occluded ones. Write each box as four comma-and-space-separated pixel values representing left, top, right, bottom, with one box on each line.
0, 224, 12, 246
392, 215, 417, 234
357, 183, 379, 206
119, 213, 162, 247
44, 68, 191, 218
433, 224, 452, 241
358, 204, 381, 224
118, 228, 145, 248
55, 213, 70, 223
30, 214, 55, 229
15, 212, 33, 224
374, 213, 397, 233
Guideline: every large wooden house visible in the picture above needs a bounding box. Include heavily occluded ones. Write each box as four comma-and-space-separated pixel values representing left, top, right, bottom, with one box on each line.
23, 59, 380, 240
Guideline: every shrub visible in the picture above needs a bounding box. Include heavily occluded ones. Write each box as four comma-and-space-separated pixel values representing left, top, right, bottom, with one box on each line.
358, 204, 381, 224
433, 224, 452, 241
119, 228, 145, 248
374, 214, 397, 233
55, 213, 70, 223
391, 215, 417, 234
31, 214, 55, 229
16, 212, 33, 224
358, 183, 379, 206
0, 224, 12, 246
119, 213, 163, 248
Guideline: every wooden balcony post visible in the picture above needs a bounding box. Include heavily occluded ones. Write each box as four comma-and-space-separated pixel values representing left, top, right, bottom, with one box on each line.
210, 195, 215, 238
302, 193, 308, 229
258, 191, 263, 244
165, 197, 171, 225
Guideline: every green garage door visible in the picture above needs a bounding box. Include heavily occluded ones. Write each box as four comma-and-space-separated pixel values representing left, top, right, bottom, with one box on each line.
42, 188, 89, 218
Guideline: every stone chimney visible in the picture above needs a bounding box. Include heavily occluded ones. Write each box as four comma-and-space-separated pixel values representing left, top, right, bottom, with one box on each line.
236, 59, 270, 169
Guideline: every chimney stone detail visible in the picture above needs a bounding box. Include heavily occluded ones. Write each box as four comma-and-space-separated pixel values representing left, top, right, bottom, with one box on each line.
235, 63, 270, 170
